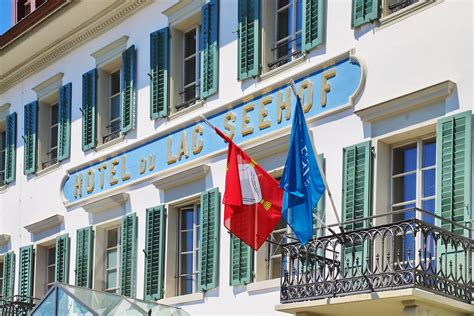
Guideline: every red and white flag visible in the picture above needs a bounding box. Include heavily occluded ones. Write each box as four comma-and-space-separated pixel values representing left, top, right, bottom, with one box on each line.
214, 127, 283, 250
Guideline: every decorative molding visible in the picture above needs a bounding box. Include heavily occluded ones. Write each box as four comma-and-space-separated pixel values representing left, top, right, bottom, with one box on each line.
32, 72, 64, 100
0, 234, 11, 246
246, 278, 280, 294
0, 0, 151, 94
91, 36, 128, 67
354, 81, 456, 122
159, 291, 204, 306
24, 214, 64, 234
153, 164, 210, 190
82, 192, 129, 213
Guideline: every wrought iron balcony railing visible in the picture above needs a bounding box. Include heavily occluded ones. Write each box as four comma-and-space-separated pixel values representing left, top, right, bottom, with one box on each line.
0, 295, 39, 315
280, 208, 473, 304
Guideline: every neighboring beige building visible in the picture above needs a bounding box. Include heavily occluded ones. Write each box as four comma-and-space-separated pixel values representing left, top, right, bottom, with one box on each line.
0, 0, 473, 315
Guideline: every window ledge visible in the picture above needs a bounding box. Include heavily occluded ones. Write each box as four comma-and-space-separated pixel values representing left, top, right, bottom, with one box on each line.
169, 100, 204, 121
258, 54, 306, 82
95, 134, 125, 152
82, 192, 129, 213
36, 162, 61, 178
153, 164, 210, 190
24, 214, 64, 234
378, 0, 441, 28
247, 278, 280, 294
0, 184, 8, 194
159, 292, 204, 305
0, 234, 11, 246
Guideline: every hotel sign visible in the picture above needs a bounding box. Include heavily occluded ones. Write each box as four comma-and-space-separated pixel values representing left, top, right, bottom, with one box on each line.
62, 55, 364, 204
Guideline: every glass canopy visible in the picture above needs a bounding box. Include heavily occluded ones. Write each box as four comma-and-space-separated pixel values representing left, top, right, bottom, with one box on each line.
31, 283, 189, 316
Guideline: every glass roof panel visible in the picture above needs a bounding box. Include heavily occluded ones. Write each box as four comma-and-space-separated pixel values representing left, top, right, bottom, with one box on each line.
31, 287, 56, 316
57, 287, 94, 316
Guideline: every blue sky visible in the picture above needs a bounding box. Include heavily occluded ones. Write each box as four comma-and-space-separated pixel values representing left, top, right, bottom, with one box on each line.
0, 0, 12, 35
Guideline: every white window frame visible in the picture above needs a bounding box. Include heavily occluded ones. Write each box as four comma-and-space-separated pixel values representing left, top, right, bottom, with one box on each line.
0, 257, 4, 299
108, 68, 122, 138
180, 26, 200, 109
48, 102, 59, 162
177, 202, 201, 296
45, 245, 56, 292
0, 130, 6, 186
105, 226, 121, 293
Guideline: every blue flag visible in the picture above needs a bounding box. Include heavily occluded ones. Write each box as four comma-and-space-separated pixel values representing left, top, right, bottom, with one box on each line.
280, 96, 326, 244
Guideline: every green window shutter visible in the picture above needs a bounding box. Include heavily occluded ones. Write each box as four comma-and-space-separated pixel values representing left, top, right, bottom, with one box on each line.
120, 213, 137, 297
144, 205, 166, 300
121, 45, 136, 133
82, 69, 97, 151
55, 233, 70, 284
57, 83, 72, 162
4, 112, 17, 184
352, 0, 380, 28
200, 0, 219, 99
229, 235, 253, 286
75, 226, 93, 288
23, 101, 38, 175
199, 187, 220, 291
342, 141, 372, 230
18, 245, 34, 301
238, 0, 260, 80
150, 28, 169, 119
2, 251, 15, 299
436, 111, 472, 236
302, 0, 324, 52
313, 153, 325, 237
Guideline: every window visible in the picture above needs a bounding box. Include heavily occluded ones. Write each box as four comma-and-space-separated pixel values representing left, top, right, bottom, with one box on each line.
178, 27, 200, 111
105, 227, 120, 293
38, 97, 60, 170
169, 12, 202, 114
271, 0, 303, 70
266, 219, 288, 280
177, 203, 201, 296
16, 0, 31, 21
383, 0, 420, 16
0, 130, 6, 185
98, 64, 122, 145
107, 70, 121, 143
46, 246, 56, 291
49, 103, 59, 163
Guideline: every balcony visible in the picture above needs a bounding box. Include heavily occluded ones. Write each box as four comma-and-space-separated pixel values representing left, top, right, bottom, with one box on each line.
277, 209, 473, 315
0, 295, 39, 315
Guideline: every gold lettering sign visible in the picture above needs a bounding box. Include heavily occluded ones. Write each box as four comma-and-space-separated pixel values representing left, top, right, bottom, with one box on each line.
86, 169, 95, 193
258, 96, 272, 130
321, 68, 336, 107
167, 138, 177, 165
98, 163, 107, 189
109, 158, 119, 185
148, 154, 156, 171
139, 158, 146, 174
73, 174, 83, 198
192, 125, 204, 155
299, 79, 313, 113
224, 112, 236, 139
277, 87, 291, 123
241, 103, 254, 136
121, 156, 131, 181
177, 131, 189, 161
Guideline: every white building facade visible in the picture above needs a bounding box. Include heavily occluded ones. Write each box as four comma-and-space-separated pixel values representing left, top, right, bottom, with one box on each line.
0, 0, 472, 315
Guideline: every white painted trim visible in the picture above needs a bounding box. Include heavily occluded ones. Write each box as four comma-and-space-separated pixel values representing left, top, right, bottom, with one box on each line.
163, 0, 206, 25
32, 73, 64, 100
354, 80, 455, 122
378, 0, 442, 29
35, 162, 61, 179
82, 192, 129, 213
91, 36, 128, 67
24, 214, 64, 234
168, 100, 204, 121
258, 54, 307, 82
159, 291, 204, 305
153, 164, 210, 190
95, 135, 125, 152
246, 278, 280, 294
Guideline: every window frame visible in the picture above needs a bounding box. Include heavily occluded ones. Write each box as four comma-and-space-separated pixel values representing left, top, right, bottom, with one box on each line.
48, 103, 59, 162
45, 245, 56, 292
177, 202, 201, 296
0, 129, 6, 186
0, 257, 4, 299
181, 26, 201, 109
104, 226, 121, 294
108, 68, 122, 140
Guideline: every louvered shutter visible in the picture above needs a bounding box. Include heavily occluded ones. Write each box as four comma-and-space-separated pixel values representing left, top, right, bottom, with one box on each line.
57, 83, 72, 161
342, 141, 372, 274
313, 153, 325, 237
238, 0, 260, 80
2, 251, 15, 299
4, 112, 17, 184
82, 69, 97, 151
352, 0, 380, 28
18, 245, 34, 302
23, 101, 38, 175
230, 235, 253, 286
150, 28, 169, 119
199, 188, 220, 291
75, 226, 93, 288
200, 0, 219, 99
436, 111, 471, 236
144, 205, 166, 300
302, 0, 324, 52
55, 234, 70, 284
120, 213, 137, 297
121, 45, 136, 133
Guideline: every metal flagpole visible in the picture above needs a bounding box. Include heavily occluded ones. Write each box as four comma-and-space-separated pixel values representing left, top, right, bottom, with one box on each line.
288, 80, 347, 239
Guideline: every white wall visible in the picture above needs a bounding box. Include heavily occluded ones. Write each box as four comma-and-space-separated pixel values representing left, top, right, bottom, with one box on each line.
0, 0, 472, 314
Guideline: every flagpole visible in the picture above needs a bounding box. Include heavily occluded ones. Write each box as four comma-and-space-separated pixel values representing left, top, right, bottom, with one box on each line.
288, 80, 347, 239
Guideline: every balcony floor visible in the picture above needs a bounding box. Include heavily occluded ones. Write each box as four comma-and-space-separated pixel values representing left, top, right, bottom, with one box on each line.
275, 288, 474, 316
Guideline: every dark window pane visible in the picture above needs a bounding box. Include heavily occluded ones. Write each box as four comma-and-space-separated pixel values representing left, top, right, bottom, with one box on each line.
180, 231, 193, 252
422, 139, 436, 167
422, 199, 435, 224
111, 70, 121, 96
277, 8, 291, 41
276, 40, 291, 60
50, 126, 58, 148
271, 256, 282, 279
51, 104, 58, 125
180, 209, 194, 230
392, 174, 416, 204
47, 266, 55, 283
422, 169, 435, 198
278, 0, 289, 8
48, 247, 56, 265
184, 85, 196, 103
180, 276, 193, 295
107, 229, 118, 248
392, 203, 416, 222
110, 95, 121, 120
295, 0, 302, 31
184, 58, 196, 86
110, 121, 121, 134
393, 144, 417, 174
180, 253, 193, 276
184, 30, 196, 57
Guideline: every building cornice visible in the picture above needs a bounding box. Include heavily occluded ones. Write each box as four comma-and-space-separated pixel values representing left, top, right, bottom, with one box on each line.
0, 0, 152, 94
